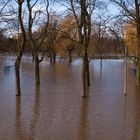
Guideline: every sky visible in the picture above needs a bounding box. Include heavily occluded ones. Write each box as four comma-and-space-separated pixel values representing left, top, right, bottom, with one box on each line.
0, 0, 122, 37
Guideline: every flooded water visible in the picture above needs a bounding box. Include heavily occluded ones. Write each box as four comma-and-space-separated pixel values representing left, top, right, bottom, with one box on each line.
0, 55, 140, 140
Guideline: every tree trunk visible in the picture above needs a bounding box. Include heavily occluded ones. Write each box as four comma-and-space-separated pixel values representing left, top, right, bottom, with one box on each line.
14, 0, 26, 96
134, 0, 140, 86
70, 0, 91, 97
32, 53, 35, 62
50, 55, 53, 63
136, 18, 140, 86
50, 51, 56, 63
100, 56, 103, 72
87, 60, 90, 86
15, 58, 21, 96
53, 52, 56, 63
35, 56, 40, 85
68, 50, 72, 63
82, 52, 90, 97
136, 36, 140, 86
136, 61, 139, 86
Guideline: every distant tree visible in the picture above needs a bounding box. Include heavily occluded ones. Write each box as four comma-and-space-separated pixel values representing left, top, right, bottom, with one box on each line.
124, 22, 137, 56
58, 15, 77, 63
93, 13, 110, 68
46, 14, 59, 63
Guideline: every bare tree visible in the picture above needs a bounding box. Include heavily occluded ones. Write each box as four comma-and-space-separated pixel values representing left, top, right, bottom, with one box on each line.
26, 0, 49, 85
15, 0, 26, 96
0, 0, 27, 95
58, 15, 77, 63
67, 0, 94, 96
93, 13, 111, 69
108, 18, 125, 53
54, 0, 100, 97
46, 15, 58, 63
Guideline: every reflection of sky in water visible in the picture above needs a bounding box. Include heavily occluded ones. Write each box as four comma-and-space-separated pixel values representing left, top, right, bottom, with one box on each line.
3, 65, 14, 74
71, 59, 82, 65
0, 56, 15, 95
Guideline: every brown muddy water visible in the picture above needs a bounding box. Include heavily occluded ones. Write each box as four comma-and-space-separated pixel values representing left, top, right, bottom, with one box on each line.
0, 55, 140, 140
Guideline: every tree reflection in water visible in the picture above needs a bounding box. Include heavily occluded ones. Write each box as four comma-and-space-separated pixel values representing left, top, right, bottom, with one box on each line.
78, 98, 89, 140
15, 86, 40, 140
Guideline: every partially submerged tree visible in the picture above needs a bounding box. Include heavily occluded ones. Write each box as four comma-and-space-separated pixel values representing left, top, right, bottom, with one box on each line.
71, 0, 92, 96
15, 0, 26, 95
55, 0, 97, 96
26, 0, 50, 85
0, 0, 27, 95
